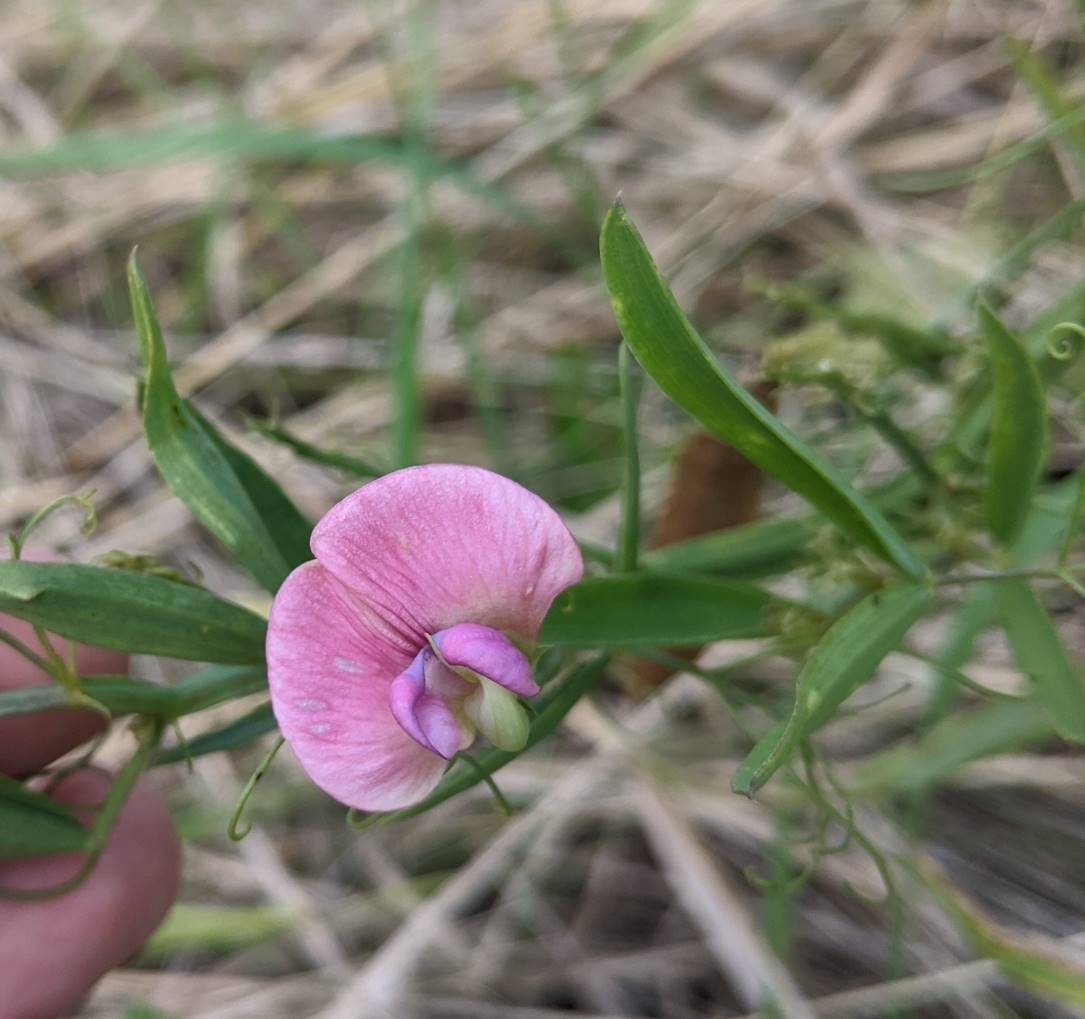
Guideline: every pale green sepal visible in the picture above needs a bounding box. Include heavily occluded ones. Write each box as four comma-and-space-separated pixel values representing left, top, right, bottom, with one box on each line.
464, 678, 530, 752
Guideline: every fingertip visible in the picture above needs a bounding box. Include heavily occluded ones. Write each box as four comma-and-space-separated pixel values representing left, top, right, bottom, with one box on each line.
0, 770, 180, 1019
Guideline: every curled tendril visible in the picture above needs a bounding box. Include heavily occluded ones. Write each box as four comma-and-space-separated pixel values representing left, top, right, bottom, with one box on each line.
1046, 322, 1085, 361
798, 745, 899, 908
228, 735, 285, 841
8, 490, 97, 560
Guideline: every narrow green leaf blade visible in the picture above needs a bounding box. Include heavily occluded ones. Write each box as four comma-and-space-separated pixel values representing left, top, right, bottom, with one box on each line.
187, 404, 312, 573
0, 561, 266, 664
855, 700, 1051, 794
0, 775, 90, 859
0, 685, 71, 719
600, 202, 923, 578
925, 859, 1085, 1009
733, 584, 932, 795
644, 516, 811, 579
0, 666, 265, 721
129, 254, 293, 592
995, 580, 1085, 742
540, 574, 781, 647
167, 664, 268, 716
981, 304, 1048, 545
155, 703, 277, 765
141, 904, 295, 960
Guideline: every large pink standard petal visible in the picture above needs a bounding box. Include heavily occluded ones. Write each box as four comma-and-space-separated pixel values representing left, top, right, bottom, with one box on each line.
268, 464, 584, 812
267, 561, 447, 811
310, 464, 584, 645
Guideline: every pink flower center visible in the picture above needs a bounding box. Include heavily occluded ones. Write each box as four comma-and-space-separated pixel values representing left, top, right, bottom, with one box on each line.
388, 622, 538, 758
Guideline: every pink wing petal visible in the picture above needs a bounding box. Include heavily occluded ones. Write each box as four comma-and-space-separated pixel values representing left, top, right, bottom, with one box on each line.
388, 649, 470, 759
311, 464, 584, 643
267, 561, 446, 811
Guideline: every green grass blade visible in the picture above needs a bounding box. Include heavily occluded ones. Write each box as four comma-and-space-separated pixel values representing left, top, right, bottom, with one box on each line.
995, 580, 1085, 743
733, 584, 932, 796
249, 420, 384, 479
0, 666, 265, 721
981, 304, 1048, 546
541, 573, 782, 647
600, 201, 923, 578
1058, 468, 1085, 566
0, 562, 266, 665
129, 253, 294, 591
1006, 37, 1085, 178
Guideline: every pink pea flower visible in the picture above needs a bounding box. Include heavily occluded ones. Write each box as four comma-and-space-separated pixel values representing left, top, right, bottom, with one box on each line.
267, 464, 583, 811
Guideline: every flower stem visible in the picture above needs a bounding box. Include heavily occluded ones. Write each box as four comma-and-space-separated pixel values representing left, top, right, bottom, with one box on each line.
617, 342, 641, 573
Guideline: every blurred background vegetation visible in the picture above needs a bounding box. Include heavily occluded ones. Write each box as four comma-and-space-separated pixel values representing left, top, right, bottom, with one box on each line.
3, 0, 1085, 1016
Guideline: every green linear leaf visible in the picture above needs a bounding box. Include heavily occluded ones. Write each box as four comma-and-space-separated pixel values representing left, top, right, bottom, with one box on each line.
981, 305, 1048, 545
600, 202, 923, 578
0, 775, 90, 859
360, 654, 608, 827
995, 580, 1085, 743
0, 561, 266, 664
644, 516, 812, 579
129, 254, 294, 592
0, 666, 266, 721
540, 573, 782, 647
186, 405, 312, 574
733, 584, 932, 795
855, 699, 1052, 794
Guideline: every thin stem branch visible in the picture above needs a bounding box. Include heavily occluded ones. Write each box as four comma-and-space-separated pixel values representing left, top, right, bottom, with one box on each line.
936, 566, 1085, 587
0, 627, 55, 677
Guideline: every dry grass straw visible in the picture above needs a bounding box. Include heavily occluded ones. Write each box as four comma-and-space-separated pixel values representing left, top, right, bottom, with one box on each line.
1, 0, 1084, 1016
